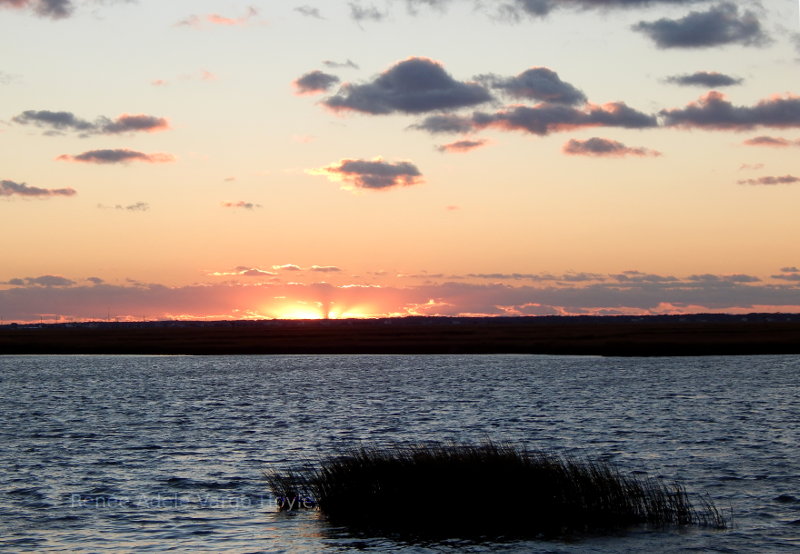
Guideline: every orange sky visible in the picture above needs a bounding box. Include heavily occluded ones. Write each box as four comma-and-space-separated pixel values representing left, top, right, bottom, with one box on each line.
1, 1, 799, 323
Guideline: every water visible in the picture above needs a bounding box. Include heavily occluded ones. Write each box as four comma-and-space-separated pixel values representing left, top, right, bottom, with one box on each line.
1, 354, 798, 552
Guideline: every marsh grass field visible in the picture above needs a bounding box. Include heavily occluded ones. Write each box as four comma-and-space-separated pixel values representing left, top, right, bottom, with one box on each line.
2, 314, 800, 356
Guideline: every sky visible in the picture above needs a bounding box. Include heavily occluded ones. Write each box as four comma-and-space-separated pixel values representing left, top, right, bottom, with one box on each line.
1, 0, 800, 322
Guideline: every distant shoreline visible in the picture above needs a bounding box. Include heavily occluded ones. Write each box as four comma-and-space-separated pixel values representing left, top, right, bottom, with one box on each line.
2, 314, 800, 356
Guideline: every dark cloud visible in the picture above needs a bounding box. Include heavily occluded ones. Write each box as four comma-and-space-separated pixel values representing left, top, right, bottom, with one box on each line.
87, 277, 104, 285
687, 273, 761, 283
293, 70, 340, 95
665, 71, 743, 87
611, 271, 679, 283
499, 0, 710, 20
294, 5, 323, 18
0, 0, 72, 19
0, 179, 76, 198
323, 59, 359, 70
633, 3, 768, 49
773, 274, 800, 282
483, 67, 587, 106
57, 149, 175, 164
472, 102, 658, 136
323, 57, 492, 114
101, 114, 169, 134
221, 201, 262, 209
737, 175, 800, 186
661, 92, 800, 130
349, 2, 386, 22
563, 137, 661, 157
436, 139, 488, 153
4, 275, 76, 287
773, 267, 800, 281
410, 114, 475, 134
743, 136, 800, 147
13, 110, 169, 136
310, 158, 423, 190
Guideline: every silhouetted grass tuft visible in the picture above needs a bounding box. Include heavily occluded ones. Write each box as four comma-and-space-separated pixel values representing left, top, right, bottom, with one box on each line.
266, 442, 726, 539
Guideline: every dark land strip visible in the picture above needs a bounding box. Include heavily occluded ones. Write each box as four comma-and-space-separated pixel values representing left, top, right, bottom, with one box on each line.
2, 314, 800, 356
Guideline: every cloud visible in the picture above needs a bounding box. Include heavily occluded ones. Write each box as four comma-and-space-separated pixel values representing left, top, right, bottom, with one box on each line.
3, 272, 800, 323
471, 101, 658, 136
310, 265, 342, 272
687, 273, 761, 283
773, 273, 800, 282
309, 157, 423, 190
101, 114, 171, 134
410, 114, 475, 134
13, 110, 169, 136
436, 139, 488, 153
57, 149, 176, 164
0, 179, 76, 198
322, 57, 492, 115
498, 0, 710, 20
349, 2, 386, 23
0, 0, 72, 19
633, 3, 768, 49
209, 266, 277, 277
221, 201, 262, 209
739, 163, 764, 170
295, 5, 323, 18
661, 91, 800, 131
98, 201, 150, 211
737, 175, 800, 186
293, 70, 340, 95
4, 275, 76, 287
177, 6, 258, 28
665, 71, 743, 87
323, 59, 359, 70
273, 264, 302, 271
743, 136, 800, 147
483, 67, 587, 106
772, 267, 800, 281
562, 137, 661, 157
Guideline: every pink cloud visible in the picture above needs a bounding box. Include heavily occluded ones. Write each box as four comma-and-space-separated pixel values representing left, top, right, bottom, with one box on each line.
743, 136, 800, 147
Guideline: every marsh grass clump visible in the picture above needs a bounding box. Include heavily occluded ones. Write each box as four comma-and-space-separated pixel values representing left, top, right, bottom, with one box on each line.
266, 442, 726, 538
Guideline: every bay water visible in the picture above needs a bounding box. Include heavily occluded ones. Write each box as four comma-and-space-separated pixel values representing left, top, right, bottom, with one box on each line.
1, 354, 798, 552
